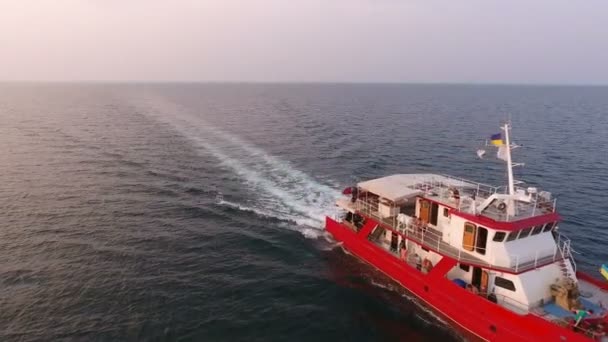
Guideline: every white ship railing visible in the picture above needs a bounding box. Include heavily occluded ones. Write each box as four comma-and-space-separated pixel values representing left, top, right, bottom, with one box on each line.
341, 203, 567, 273
556, 232, 576, 274
352, 173, 557, 221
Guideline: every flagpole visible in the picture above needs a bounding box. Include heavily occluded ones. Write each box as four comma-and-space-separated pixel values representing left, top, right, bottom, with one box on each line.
503, 122, 515, 196
503, 122, 516, 216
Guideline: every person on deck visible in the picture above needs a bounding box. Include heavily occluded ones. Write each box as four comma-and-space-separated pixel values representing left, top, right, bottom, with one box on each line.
480, 284, 488, 297
471, 286, 479, 295
414, 217, 423, 236
351, 187, 359, 203
592, 324, 606, 340
399, 240, 407, 260
410, 216, 418, 230
453, 189, 460, 207
572, 308, 593, 327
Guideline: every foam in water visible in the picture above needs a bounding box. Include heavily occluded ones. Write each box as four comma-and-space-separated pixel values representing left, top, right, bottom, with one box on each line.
139, 97, 341, 237
217, 199, 276, 220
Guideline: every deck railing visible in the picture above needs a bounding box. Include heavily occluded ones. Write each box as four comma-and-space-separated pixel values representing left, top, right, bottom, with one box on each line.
354, 173, 557, 221
345, 202, 567, 274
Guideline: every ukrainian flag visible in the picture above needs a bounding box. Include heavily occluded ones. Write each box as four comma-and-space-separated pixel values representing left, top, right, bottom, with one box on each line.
490, 133, 503, 146
601, 264, 608, 281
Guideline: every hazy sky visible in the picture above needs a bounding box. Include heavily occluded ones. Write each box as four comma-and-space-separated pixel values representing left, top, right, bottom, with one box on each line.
1, 0, 607, 84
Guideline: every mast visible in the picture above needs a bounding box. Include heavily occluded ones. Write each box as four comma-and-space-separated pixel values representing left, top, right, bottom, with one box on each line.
474, 122, 524, 217
501, 122, 517, 217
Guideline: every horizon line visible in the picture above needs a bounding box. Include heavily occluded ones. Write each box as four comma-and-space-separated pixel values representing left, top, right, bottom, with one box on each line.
1, 80, 608, 87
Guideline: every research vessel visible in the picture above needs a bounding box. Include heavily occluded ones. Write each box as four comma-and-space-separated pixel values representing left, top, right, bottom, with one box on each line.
326, 123, 608, 341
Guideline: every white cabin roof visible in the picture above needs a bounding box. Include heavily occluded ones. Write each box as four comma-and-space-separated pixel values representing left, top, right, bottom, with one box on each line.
357, 173, 474, 203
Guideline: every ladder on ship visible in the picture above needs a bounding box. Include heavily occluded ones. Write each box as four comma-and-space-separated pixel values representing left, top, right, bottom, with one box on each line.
557, 233, 576, 280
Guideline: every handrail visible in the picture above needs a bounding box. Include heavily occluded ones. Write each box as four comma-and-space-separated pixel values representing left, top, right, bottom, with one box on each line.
438, 173, 500, 195
353, 172, 557, 221
556, 232, 576, 275
348, 205, 565, 273
493, 292, 531, 313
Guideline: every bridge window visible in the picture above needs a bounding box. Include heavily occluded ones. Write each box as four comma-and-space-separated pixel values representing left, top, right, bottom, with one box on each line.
494, 276, 516, 291
443, 208, 449, 217
531, 225, 543, 235
543, 222, 556, 232
518, 227, 533, 239
459, 263, 470, 272
492, 231, 506, 242
506, 231, 518, 242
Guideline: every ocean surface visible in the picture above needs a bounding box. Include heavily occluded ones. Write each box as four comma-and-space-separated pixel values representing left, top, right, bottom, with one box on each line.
0, 83, 607, 341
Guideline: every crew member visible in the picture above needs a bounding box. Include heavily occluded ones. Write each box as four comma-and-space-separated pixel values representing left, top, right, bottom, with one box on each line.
399, 240, 407, 260
572, 308, 593, 327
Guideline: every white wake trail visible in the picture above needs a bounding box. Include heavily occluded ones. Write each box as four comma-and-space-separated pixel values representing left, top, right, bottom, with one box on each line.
140, 99, 341, 236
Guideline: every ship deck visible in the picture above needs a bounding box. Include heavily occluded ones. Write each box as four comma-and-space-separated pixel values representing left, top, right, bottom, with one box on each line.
531, 277, 608, 337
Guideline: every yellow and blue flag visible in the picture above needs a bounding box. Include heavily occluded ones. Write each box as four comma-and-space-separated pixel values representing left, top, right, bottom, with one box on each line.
490, 133, 503, 146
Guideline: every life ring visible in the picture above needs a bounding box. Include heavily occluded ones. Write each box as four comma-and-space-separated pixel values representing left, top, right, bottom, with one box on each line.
497, 202, 507, 211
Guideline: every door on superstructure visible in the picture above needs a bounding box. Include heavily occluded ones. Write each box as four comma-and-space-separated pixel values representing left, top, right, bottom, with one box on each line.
429, 202, 439, 226
475, 227, 488, 255
463, 222, 476, 251
480, 270, 489, 295
472, 267, 482, 289
419, 200, 430, 223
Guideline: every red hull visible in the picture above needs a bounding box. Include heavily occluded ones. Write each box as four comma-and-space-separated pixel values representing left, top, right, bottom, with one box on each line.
326, 216, 596, 342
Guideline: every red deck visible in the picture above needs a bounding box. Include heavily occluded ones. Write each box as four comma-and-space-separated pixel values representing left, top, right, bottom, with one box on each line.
326, 216, 599, 342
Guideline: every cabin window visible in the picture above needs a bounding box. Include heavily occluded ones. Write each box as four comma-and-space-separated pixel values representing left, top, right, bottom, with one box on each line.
531, 225, 543, 235
400, 203, 416, 216
493, 232, 506, 242
543, 222, 555, 232
494, 276, 516, 291
443, 208, 449, 217
518, 227, 533, 239
422, 246, 430, 252
506, 231, 518, 242
430, 202, 439, 226
459, 263, 470, 272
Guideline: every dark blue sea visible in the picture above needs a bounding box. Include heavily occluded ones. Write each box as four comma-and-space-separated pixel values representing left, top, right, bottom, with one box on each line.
0, 83, 607, 341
